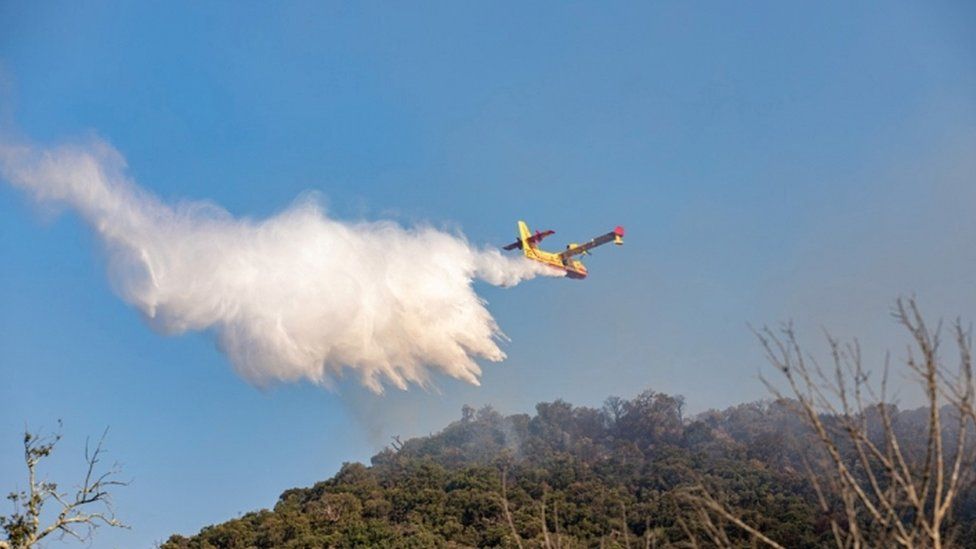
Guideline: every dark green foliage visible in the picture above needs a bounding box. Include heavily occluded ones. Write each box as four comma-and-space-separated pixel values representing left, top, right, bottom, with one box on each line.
162, 390, 975, 548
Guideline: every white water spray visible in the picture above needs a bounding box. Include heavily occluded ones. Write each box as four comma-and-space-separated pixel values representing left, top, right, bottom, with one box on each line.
0, 138, 560, 392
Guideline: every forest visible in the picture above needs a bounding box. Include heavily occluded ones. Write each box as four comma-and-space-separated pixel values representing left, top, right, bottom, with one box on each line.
161, 391, 976, 547
161, 303, 976, 548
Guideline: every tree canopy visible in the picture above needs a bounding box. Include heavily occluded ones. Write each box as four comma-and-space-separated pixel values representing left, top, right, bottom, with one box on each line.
163, 386, 976, 548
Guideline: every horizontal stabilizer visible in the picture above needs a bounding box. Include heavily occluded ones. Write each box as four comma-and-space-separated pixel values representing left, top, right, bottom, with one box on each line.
502, 228, 554, 250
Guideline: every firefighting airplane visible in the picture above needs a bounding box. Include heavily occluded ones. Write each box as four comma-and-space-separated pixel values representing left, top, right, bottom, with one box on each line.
502, 220, 624, 279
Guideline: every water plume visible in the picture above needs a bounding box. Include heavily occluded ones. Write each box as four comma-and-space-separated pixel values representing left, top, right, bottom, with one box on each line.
0, 138, 560, 392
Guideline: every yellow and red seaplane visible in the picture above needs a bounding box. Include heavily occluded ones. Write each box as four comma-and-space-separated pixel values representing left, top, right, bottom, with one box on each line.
502, 220, 624, 279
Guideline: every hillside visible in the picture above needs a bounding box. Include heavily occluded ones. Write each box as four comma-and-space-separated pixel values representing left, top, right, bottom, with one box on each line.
162, 389, 976, 548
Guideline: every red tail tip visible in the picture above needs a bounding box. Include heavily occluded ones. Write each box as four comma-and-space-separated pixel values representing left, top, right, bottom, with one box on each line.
614, 226, 625, 237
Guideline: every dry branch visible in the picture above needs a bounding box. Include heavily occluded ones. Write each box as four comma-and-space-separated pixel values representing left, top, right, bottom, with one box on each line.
1, 424, 127, 548
679, 298, 975, 549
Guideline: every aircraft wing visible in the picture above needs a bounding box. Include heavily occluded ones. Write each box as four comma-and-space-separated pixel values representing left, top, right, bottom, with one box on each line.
558, 226, 624, 259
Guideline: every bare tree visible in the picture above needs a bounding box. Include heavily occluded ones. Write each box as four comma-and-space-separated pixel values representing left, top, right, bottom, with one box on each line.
674, 483, 786, 549
1, 423, 128, 548
499, 465, 525, 549
499, 466, 565, 549
677, 298, 975, 548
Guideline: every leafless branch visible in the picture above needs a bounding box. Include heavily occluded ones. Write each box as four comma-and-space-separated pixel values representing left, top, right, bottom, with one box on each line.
499, 466, 524, 549
674, 485, 786, 549
680, 298, 975, 549
2, 424, 127, 548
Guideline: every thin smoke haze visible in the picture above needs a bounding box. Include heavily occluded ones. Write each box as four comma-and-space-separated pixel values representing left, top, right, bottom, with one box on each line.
0, 138, 560, 392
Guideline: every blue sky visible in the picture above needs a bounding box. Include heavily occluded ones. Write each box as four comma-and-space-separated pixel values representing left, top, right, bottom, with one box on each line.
1, 1, 974, 546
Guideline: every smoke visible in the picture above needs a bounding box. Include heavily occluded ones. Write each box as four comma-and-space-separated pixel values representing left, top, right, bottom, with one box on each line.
0, 138, 561, 392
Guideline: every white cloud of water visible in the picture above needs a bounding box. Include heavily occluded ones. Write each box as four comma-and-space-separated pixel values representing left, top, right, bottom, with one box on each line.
0, 138, 561, 392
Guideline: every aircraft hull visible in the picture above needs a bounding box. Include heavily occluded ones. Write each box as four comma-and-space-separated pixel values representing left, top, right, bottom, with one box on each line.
506, 220, 620, 280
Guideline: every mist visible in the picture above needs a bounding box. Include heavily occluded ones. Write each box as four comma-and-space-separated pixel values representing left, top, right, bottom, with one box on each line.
0, 138, 560, 392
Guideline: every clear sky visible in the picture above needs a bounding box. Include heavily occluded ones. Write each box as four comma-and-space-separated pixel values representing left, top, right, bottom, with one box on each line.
1, 2, 974, 546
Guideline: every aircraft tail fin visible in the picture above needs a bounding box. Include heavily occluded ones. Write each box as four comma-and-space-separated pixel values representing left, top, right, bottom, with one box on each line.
518, 221, 533, 252
501, 221, 556, 253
